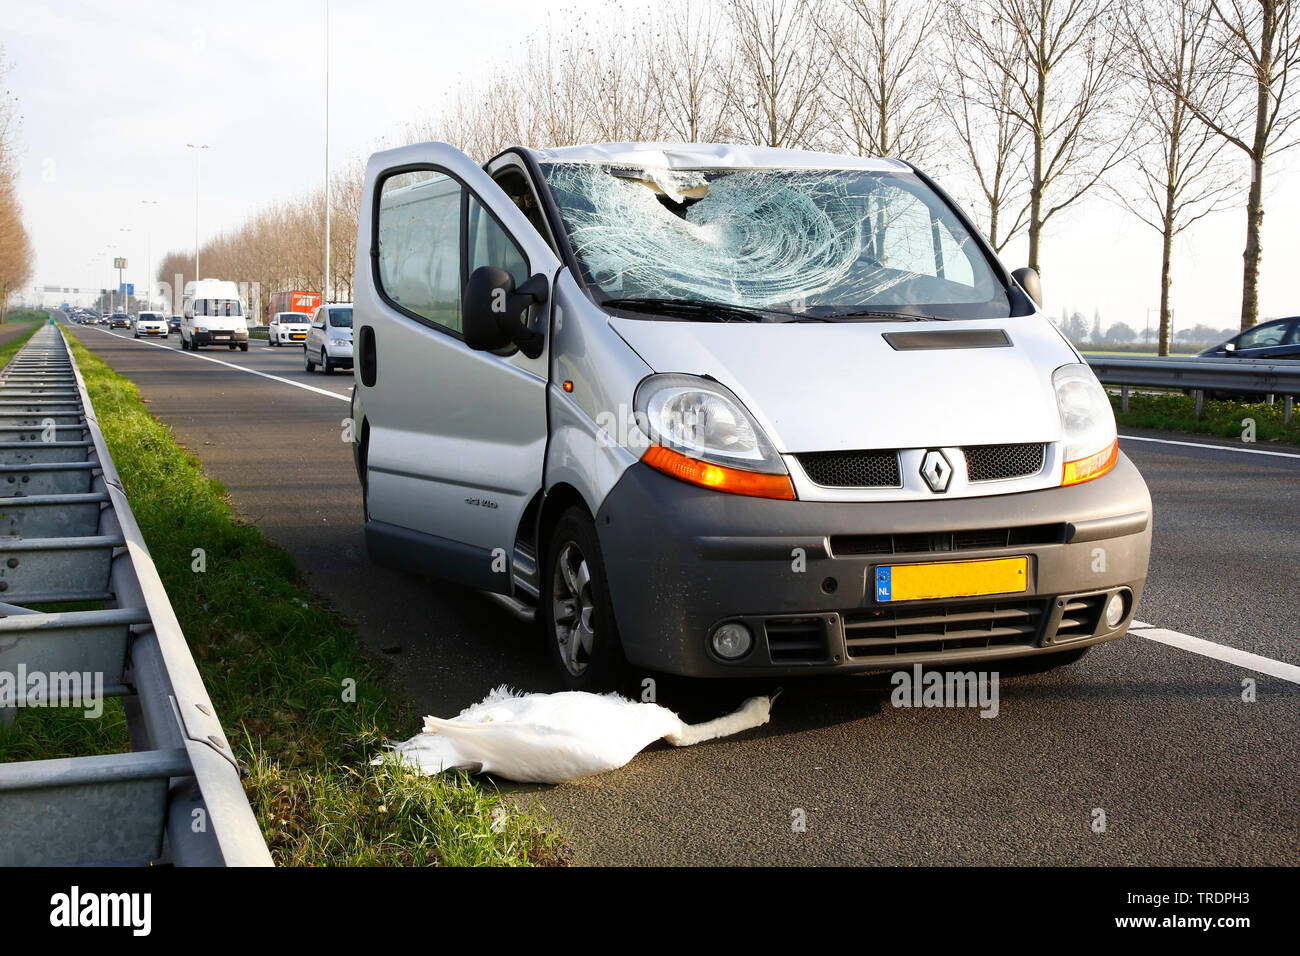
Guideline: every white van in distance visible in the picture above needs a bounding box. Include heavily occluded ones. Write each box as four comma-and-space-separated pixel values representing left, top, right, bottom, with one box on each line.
349, 142, 1152, 689
133, 311, 168, 338
181, 279, 249, 351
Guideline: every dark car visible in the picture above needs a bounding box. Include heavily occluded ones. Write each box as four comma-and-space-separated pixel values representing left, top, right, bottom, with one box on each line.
110, 313, 131, 329
1198, 316, 1300, 361
168, 315, 182, 335
1197, 316, 1299, 399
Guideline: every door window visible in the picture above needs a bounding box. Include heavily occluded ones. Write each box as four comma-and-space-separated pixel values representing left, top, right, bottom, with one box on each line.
377, 170, 464, 333
376, 168, 532, 339
468, 195, 529, 289
1237, 322, 1287, 349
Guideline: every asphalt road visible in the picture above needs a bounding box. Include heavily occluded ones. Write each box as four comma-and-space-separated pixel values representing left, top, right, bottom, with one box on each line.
62, 317, 1300, 866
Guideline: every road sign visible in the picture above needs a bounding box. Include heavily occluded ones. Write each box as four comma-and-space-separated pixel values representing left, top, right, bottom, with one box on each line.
113, 257, 127, 270
119, 283, 134, 296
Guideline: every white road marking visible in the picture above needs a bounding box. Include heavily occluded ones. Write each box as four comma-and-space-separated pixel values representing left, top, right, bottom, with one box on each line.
75, 324, 351, 402
1120, 433, 1300, 460
1130, 623, 1300, 684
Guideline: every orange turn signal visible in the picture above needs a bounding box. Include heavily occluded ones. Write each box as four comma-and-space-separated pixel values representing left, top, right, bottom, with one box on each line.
643, 445, 796, 500
1061, 438, 1118, 486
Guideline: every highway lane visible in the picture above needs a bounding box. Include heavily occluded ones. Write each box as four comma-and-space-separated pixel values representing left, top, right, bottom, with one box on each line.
64, 317, 1300, 866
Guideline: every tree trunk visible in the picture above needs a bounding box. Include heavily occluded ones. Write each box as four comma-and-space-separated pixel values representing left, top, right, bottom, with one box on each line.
1240, 153, 1265, 331
1240, 3, 1274, 331
1029, 32, 1047, 274
1158, 222, 1173, 357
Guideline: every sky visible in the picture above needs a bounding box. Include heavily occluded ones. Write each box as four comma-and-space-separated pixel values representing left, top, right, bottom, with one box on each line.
4, 0, 1298, 332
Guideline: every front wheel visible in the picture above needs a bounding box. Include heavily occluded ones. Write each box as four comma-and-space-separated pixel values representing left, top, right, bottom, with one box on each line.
239, 343, 248, 352
321, 349, 332, 374
304, 347, 316, 372
542, 507, 627, 691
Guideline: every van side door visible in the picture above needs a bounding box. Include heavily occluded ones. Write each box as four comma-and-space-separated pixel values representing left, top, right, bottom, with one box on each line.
356, 143, 561, 592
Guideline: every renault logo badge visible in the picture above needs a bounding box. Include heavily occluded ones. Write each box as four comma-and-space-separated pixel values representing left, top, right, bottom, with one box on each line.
920, 450, 953, 493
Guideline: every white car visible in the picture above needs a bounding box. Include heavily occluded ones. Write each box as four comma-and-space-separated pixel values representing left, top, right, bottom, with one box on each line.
133, 311, 169, 338
304, 303, 353, 374
268, 311, 312, 347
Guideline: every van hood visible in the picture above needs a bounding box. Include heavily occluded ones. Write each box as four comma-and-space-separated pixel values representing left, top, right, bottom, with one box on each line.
610, 316, 1077, 453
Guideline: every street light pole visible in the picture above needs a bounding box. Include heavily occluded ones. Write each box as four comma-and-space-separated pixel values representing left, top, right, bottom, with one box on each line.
141, 200, 159, 310
186, 143, 209, 285
323, 0, 331, 304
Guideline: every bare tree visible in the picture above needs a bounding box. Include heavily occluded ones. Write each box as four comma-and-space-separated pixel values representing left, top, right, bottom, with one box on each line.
817, 0, 940, 160
0, 46, 32, 324
1179, 0, 1300, 328
581, 14, 665, 142
935, 0, 1031, 250
648, 0, 737, 142
964, 0, 1133, 278
1120, 0, 1238, 354
725, 0, 828, 148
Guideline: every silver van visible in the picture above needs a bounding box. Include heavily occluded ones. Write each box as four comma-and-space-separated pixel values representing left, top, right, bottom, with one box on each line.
349, 142, 1152, 689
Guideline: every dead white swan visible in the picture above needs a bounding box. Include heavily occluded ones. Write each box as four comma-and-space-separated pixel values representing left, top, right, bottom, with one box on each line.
373, 685, 779, 784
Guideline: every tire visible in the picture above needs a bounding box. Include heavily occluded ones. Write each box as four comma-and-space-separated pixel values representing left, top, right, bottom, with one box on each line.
239, 343, 248, 352
542, 506, 627, 691
305, 347, 316, 372
321, 348, 332, 374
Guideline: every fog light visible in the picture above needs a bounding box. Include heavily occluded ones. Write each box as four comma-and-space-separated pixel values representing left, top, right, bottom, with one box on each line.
1104, 592, 1127, 629
710, 622, 753, 660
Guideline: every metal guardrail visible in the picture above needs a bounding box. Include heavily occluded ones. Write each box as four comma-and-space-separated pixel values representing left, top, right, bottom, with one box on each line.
1084, 353, 1299, 422
0, 324, 272, 866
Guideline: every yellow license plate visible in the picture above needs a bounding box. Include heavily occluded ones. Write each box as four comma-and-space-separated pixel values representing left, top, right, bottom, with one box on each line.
874, 557, 1028, 602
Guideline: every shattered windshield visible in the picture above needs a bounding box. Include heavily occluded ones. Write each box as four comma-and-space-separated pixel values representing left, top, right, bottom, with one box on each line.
539, 162, 1010, 320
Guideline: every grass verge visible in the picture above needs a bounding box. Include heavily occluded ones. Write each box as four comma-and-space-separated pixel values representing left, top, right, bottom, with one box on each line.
3, 326, 567, 865
1112, 391, 1300, 446
2, 309, 51, 325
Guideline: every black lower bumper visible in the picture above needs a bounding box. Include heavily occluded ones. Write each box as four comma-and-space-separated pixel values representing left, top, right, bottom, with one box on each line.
594, 454, 1153, 678
192, 330, 248, 346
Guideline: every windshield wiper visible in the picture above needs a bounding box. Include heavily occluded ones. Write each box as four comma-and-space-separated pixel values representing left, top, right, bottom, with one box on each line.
821, 309, 936, 322
601, 297, 794, 323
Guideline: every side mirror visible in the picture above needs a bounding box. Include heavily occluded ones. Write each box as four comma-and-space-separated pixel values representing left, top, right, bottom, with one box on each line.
463, 266, 548, 359
1011, 266, 1042, 307
1223, 342, 1237, 354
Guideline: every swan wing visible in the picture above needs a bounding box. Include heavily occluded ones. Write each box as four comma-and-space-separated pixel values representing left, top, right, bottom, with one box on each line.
372, 732, 482, 776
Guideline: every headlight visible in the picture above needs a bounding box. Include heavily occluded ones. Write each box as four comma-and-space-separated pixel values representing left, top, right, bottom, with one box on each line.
1053, 363, 1118, 485
634, 373, 794, 500
330, 337, 351, 346
195, 325, 208, 333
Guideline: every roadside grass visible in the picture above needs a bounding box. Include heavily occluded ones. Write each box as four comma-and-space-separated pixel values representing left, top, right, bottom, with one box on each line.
1, 309, 51, 325
2, 328, 567, 865
1112, 390, 1300, 445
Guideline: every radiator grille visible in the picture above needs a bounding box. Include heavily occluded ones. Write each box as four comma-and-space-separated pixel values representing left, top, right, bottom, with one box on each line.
963, 443, 1046, 481
843, 600, 1046, 659
797, 450, 901, 488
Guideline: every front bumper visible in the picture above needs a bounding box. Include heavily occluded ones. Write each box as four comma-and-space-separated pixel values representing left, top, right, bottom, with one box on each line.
595, 453, 1153, 678
192, 329, 248, 346
137, 326, 167, 335
324, 342, 354, 366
